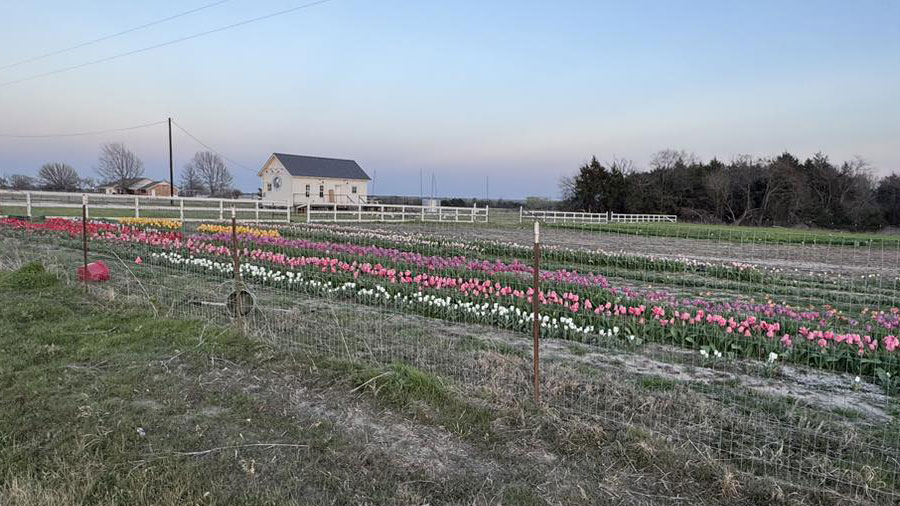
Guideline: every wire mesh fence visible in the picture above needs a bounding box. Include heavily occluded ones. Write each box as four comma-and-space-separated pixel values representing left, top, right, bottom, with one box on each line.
1, 213, 899, 504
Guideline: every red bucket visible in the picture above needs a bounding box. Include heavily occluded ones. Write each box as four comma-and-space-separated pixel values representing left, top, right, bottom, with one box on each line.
77, 260, 110, 282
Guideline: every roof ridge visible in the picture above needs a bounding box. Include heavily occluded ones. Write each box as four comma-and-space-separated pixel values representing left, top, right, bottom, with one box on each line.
274, 152, 355, 163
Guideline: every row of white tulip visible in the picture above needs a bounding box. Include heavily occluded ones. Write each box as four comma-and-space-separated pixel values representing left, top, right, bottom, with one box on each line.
147, 251, 636, 344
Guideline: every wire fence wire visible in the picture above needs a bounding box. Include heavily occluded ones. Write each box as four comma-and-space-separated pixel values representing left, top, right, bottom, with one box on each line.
1, 213, 899, 504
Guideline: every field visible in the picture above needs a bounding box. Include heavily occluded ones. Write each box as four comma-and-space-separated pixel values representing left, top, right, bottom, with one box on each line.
2, 215, 899, 504
554, 221, 900, 247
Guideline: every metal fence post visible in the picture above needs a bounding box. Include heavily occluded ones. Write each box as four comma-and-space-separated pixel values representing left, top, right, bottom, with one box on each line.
231, 207, 243, 329
532, 220, 541, 404
82, 194, 88, 285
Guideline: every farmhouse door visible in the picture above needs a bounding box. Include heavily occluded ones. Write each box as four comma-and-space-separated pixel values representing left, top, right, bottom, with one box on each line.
328, 189, 335, 203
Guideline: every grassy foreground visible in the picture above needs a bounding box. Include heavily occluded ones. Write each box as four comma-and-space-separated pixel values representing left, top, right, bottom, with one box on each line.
2, 261, 895, 505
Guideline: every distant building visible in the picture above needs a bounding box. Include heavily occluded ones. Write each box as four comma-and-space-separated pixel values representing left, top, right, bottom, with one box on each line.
258, 153, 370, 208
100, 178, 178, 197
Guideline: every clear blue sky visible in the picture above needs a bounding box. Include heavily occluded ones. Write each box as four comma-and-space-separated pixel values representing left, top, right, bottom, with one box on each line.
1, 0, 898, 198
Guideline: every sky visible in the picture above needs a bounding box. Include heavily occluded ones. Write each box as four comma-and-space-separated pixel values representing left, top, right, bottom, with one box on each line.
1, 0, 898, 198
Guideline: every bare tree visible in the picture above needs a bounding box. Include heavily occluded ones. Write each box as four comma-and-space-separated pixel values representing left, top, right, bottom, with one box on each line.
650, 149, 698, 171
9, 174, 35, 190
80, 177, 98, 191
179, 162, 205, 196
185, 151, 233, 196
38, 162, 80, 191
704, 169, 731, 221
0, 175, 8, 189
558, 174, 576, 201
96, 143, 143, 190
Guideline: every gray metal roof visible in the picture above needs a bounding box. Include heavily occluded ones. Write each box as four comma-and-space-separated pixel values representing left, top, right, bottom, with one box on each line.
99, 178, 170, 190
272, 153, 370, 180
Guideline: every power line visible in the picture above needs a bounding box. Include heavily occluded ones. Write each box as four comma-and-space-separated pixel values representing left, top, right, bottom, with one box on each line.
171, 120, 255, 172
0, 0, 233, 72
0, 0, 335, 88
0, 120, 167, 138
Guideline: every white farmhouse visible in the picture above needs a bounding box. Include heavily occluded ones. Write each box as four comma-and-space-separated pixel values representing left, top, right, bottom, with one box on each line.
258, 153, 371, 209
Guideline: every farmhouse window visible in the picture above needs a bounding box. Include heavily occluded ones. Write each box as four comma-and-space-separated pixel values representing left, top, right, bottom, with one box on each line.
319, 185, 324, 198
351, 186, 357, 194
267, 183, 272, 191
305, 184, 310, 197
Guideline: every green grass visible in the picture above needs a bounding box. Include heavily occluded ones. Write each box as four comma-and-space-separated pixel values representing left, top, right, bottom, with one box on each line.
553, 221, 900, 246
0, 265, 470, 505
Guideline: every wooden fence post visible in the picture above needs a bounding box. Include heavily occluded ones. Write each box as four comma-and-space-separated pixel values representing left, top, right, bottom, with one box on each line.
219, 200, 224, 221
25, 191, 32, 219
134, 197, 140, 218
255, 201, 260, 224
179, 199, 184, 221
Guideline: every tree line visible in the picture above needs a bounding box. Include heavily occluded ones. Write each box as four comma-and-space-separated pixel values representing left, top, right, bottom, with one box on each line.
561, 150, 900, 230
0, 143, 237, 197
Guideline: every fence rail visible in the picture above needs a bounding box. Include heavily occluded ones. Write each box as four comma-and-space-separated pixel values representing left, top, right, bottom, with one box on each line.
520, 208, 677, 224
303, 203, 489, 223
0, 190, 290, 223
609, 212, 677, 223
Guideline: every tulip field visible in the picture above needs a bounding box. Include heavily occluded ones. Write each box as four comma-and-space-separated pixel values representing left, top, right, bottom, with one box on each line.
2, 215, 900, 503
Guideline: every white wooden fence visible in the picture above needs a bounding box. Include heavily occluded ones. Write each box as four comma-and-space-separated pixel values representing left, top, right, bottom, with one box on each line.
0, 190, 291, 223
609, 212, 677, 223
303, 203, 489, 223
520, 208, 676, 224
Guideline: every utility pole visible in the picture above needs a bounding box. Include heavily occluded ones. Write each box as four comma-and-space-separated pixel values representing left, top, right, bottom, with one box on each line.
168, 117, 174, 203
